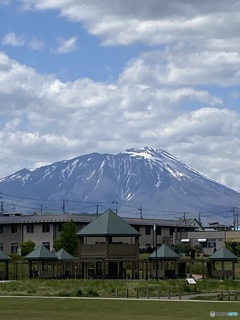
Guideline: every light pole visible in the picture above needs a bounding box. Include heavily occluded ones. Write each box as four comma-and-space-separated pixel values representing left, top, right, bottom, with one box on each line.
153, 224, 158, 280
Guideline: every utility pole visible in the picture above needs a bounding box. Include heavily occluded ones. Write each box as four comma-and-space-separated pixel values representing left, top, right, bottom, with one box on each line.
198, 212, 202, 225
236, 207, 239, 230
62, 199, 66, 214
112, 201, 118, 215
233, 207, 237, 231
233, 207, 239, 230
183, 212, 186, 223
96, 204, 99, 215
0, 201, 3, 215
138, 206, 143, 219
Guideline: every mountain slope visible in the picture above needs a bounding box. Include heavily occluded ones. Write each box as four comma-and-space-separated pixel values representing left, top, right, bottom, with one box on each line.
0, 147, 239, 221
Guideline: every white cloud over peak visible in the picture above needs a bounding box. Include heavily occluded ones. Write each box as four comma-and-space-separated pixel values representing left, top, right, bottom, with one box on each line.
0, 0, 240, 194
0, 49, 240, 191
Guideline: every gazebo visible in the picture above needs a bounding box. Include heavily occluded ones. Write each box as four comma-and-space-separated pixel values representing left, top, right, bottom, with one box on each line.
77, 209, 140, 279
56, 248, 76, 278
0, 249, 11, 280
209, 247, 238, 280
149, 244, 180, 279
25, 244, 58, 278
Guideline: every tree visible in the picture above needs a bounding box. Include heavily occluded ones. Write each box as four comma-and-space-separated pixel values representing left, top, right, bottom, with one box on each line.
225, 241, 240, 256
20, 240, 35, 256
54, 220, 78, 256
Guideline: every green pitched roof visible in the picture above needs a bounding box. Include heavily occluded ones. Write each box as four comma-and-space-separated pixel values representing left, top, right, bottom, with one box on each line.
76, 209, 140, 237
25, 245, 58, 260
56, 248, 75, 260
149, 244, 180, 260
209, 247, 238, 261
0, 249, 11, 261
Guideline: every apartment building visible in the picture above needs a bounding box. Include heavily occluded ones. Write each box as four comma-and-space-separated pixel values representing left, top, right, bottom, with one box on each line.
0, 211, 195, 255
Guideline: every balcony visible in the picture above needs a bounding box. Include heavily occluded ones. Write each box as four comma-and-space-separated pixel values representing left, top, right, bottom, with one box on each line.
79, 243, 138, 259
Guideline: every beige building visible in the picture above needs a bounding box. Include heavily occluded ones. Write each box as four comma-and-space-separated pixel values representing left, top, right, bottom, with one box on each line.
0, 211, 195, 255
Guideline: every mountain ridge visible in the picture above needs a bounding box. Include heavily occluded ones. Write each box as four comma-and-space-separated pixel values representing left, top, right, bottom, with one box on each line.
0, 147, 239, 222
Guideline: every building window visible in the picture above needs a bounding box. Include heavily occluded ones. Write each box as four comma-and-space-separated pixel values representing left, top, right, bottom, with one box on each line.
145, 226, 151, 235
0, 226, 3, 234
208, 240, 216, 248
156, 226, 161, 235
42, 224, 50, 233
0, 243, 3, 251
169, 227, 174, 236
42, 242, 50, 250
58, 223, 63, 232
134, 225, 140, 232
27, 224, 34, 233
11, 242, 18, 254
11, 225, 18, 233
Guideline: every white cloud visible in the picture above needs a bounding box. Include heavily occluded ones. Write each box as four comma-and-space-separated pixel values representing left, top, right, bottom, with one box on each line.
20, 0, 240, 49
51, 36, 77, 54
2, 32, 25, 47
0, 0, 240, 193
28, 37, 45, 50
0, 50, 240, 192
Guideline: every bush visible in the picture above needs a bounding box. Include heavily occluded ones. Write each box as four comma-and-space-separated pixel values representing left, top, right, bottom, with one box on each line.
76, 289, 83, 297
87, 289, 99, 297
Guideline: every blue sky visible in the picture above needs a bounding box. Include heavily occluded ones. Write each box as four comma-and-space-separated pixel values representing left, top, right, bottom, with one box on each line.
0, 0, 240, 193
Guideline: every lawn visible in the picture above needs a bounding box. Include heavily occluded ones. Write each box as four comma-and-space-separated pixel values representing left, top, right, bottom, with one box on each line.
0, 297, 239, 320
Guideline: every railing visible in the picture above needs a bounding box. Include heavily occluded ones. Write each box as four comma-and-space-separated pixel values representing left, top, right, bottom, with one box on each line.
80, 243, 137, 258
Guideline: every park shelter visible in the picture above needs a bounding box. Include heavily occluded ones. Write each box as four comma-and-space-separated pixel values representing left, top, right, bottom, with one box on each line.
25, 244, 58, 278
56, 248, 76, 278
77, 209, 140, 279
0, 249, 11, 280
209, 247, 238, 279
149, 244, 180, 279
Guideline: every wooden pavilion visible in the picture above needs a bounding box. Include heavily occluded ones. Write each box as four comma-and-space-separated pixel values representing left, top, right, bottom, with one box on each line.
209, 247, 238, 280
56, 248, 76, 278
77, 209, 140, 279
0, 249, 11, 280
25, 244, 58, 278
149, 244, 180, 279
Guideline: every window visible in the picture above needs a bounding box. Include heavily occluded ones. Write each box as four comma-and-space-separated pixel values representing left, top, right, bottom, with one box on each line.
42, 242, 50, 250
169, 227, 174, 236
156, 226, 161, 235
207, 239, 216, 248
0, 243, 3, 251
134, 225, 140, 232
58, 223, 63, 232
11, 225, 18, 233
145, 226, 151, 235
11, 242, 18, 254
27, 224, 34, 233
0, 226, 3, 234
42, 224, 50, 233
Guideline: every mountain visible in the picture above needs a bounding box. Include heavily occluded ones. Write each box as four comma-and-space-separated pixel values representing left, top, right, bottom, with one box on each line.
0, 147, 239, 222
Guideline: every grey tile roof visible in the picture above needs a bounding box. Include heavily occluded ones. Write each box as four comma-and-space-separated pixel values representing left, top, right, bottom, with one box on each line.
209, 247, 238, 261
77, 209, 140, 237
0, 212, 194, 228
56, 248, 76, 260
149, 243, 180, 260
25, 244, 58, 260
0, 249, 11, 261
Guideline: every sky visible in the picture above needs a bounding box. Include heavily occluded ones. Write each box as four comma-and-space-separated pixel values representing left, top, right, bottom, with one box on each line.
0, 0, 240, 193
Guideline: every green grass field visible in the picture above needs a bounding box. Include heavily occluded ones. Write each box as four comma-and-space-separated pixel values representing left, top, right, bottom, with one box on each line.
0, 297, 239, 320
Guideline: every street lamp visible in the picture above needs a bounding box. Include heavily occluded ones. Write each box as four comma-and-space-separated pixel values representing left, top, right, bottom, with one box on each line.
153, 224, 158, 280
